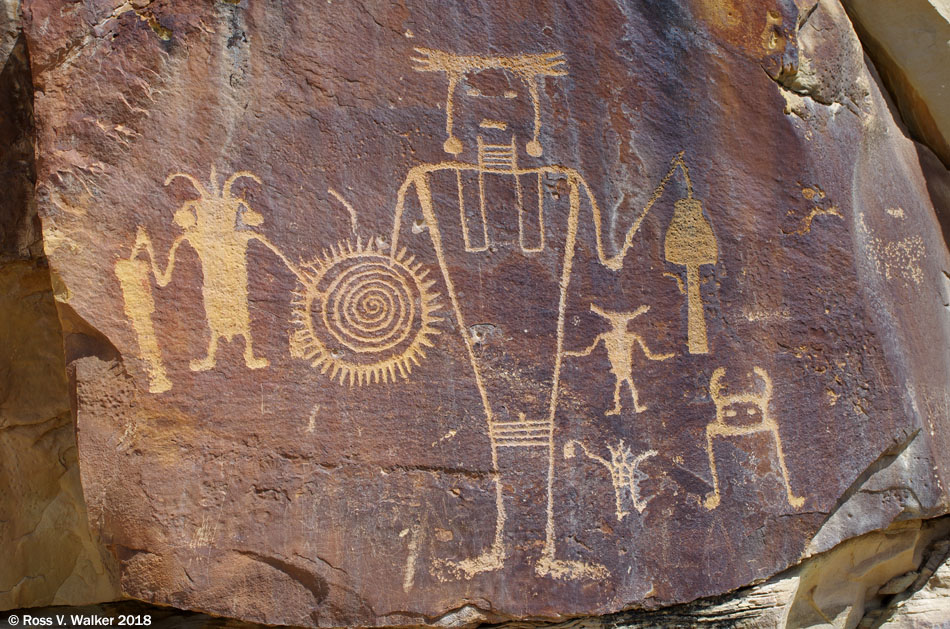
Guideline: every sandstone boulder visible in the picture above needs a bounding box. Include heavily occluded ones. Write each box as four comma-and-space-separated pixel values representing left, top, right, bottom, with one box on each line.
8, 0, 950, 625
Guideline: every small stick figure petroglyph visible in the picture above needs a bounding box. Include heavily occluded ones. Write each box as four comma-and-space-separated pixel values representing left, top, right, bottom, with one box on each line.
565, 305, 674, 415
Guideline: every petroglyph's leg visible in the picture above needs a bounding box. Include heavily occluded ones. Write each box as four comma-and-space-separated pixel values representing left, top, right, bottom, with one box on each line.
537, 446, 609, 581
443, 477, 506, 579
606, 379, 624, 416
704, 428, 721, 510
432, 463, 506, 580
190, 336, 219, 372
242, 335, 270, 369
628, 378, 648, 413
772, 429, 805, 508
536, 547, 609, 581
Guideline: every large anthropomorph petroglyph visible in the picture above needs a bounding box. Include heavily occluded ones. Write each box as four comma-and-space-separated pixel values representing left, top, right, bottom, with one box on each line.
389, 48, 715, 580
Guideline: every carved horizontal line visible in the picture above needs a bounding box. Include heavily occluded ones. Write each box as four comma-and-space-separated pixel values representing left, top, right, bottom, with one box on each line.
495, 439, 550, 448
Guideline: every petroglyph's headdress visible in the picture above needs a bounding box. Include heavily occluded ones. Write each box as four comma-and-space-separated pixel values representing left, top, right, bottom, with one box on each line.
411, 47, 568, 156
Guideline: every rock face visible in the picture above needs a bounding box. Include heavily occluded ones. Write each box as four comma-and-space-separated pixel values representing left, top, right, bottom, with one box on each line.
0, 0, 118, 610
841, 0, 950, 168
9, 0, 950, 626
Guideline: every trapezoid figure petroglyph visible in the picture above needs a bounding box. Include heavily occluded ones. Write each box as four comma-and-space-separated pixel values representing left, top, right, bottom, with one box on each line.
394, 44, 727, 582
290, 237, 443, 386
703, 366, 805, 510
393, 46, 731, 583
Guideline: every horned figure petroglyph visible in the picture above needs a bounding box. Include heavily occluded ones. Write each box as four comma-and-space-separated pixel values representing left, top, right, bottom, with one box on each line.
117, 168, 303, 389
703, 366, 805, 510
565, 304, 674, 415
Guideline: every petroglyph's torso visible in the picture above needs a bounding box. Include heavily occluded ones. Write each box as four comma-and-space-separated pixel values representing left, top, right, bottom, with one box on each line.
409, 165, 576, 424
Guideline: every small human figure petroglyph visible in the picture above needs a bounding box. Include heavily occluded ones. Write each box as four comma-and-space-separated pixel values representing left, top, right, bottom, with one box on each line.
565, 304, 674, 415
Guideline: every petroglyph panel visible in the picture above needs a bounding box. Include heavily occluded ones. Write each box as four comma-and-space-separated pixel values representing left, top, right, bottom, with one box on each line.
24, 0, 950, 626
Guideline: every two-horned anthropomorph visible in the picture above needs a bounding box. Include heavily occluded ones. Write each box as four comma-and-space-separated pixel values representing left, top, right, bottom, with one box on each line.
566, 305, 674, 415
118, 168, 282, 384
390, 48, 658, 581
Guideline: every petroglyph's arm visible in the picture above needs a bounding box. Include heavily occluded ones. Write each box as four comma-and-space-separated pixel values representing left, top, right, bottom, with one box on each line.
564, 334, 605, 358
563, 440, 610, 469
236, 199, 264, 227
132, 227, 187, 287
246, 232, 307, 282
390, 163, 483, 257
633, 336, 675, 361
390, 169, 423, 258
565, 152, 693, 271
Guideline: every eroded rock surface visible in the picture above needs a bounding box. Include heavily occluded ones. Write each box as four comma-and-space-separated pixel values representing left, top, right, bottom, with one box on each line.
0, 0, 118, 610
9, 0, 950, 626
841, 0, 950, 168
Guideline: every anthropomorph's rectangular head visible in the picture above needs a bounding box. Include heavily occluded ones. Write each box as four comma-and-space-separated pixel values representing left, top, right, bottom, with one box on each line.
411, 48, 567, 157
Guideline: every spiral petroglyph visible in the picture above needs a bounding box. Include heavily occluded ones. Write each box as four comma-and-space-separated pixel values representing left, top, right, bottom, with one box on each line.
290, 238, 442, 386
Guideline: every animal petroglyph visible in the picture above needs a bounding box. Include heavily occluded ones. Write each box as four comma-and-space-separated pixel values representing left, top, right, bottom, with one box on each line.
783, 185, 843, 236
704, 366, 804, 510
564, 440, 658, 521
290, 238, 443, 386
117, 167, 305, 390
565, 305, 674, 415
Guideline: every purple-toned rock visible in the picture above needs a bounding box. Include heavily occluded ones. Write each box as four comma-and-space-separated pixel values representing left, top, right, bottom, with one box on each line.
17, 0, 950, 625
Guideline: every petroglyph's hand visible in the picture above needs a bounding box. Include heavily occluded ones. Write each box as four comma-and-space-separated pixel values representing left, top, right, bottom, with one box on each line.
565, 335, 604, 358
635, 337, 675, 362
237, 200, 264, 227
133, 226, 149, 253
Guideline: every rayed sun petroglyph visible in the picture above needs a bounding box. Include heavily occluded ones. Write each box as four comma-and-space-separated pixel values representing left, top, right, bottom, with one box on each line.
290, 238, 443, 386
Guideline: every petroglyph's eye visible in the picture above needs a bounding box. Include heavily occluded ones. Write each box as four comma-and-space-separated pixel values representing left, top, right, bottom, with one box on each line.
503, 90, 518, 99
747, 407, 756, 415
465, 86, 482, 97
726, 409, 737, 417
